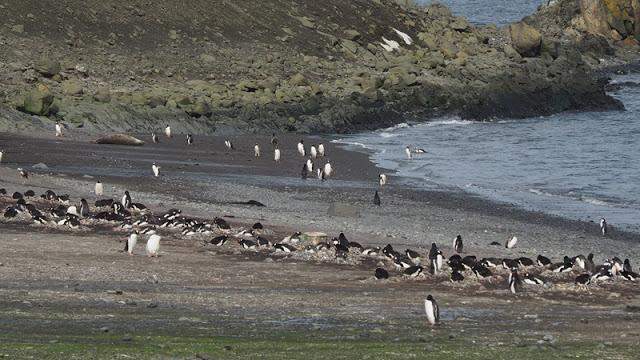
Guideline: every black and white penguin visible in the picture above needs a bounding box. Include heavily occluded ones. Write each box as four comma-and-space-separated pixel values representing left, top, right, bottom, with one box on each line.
225, 139, 234, 150
315, 242, 331, 251
537, 255, 551, 267
472, 263, 492, 278
574, 273, 591, 285
405, 249, 421, 264
623, 259, 633, 273
3, 206, 18, 218
348, 241, 363, 252
55, 121, 63, 137
480, 257, 500, 268
323, 161, 333, 178
297, 140, 305, 157
121, 191, 132, 208
306, 158, 313, 173
18, 168, 29, 180
270, 133, 278, 147
253, 143, 260, 158
382, 244, 398, 260
80, 199, 90, 218
502, 258, 519, 270
379, 173, 387, 187
152, 133, 159, 144
12, 192, 23, 200
620, 270, 638, 281
522, 273, 544, 285
362, 247, 380, 256
130, 203, 147, 212
146, 234, 161, 257
424, 295, 439, 326
413, 148, 426, 154
551, 256, 574, 273
24, 190, 35, 197
187, 133, 193, 145
505, 236, 518, 249
517, 257, 534, 267
453, 235, 463, 254
164, 125, 172, 138
599, 217, 607, 236
375, 267, 389, 279
450, 270, 465, 282
0, 188, 6, 195
428, 243, 443, 274
591, 269, 614, 282
318, 143, 325, 157
152, 163, 160, 177
310, 145, 318, 159
403, 265, 424, 277
393, 256, 413, 269
373, 191, 381, 206
209, 235, 229, 246
274, 147, 281, 162
125, 230, 139, 255
509, 268, 522, 294
213, 217, 230, 230
256, 236, 271, 247
239, 239, 257, 250
461, 255, 477, 270
274, 243, 297, 253
405, 146, 412, 160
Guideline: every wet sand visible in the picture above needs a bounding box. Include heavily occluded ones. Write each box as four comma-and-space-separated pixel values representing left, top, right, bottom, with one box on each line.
0, 130, 639, 358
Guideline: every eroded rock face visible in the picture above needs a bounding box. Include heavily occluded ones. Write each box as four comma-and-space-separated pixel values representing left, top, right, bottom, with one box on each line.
509, 22, 542, 57
578, 0, 640, 39
22, 85, 55, 116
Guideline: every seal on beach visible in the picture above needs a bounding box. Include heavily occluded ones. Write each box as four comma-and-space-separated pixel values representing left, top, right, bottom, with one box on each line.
254, 144, 260, 158
146, 234, 161, 257
599, 217, 607, 236
164, 125, 171, 138
297, 140, 305, 157
453, 235, 463, 254
95, 134, 145, 146
505, 236, 518, 249
373, 190, 381, 206
318, 143, 325, 157
95, 181, 104, 196
424, 295, 439, 326
125, 230, 138, 255
152, 162, 160, 177
186, 134, 193, 145
274, 147, 281, 162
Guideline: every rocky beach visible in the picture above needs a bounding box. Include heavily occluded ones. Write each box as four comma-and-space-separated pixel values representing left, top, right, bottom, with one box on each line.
1, 0, 640, 358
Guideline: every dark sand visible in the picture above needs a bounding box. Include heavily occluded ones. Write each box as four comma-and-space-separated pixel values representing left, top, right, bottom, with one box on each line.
0, 130, 639, 358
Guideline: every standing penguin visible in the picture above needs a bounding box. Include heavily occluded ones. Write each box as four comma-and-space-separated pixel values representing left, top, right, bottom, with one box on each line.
274, 147, 281, 162
18, 168, 28, 180
373, 190, 381, 206
323, 161, 333, 178
301, 163, 308, 179
405, 146, 412, 160
146, 234, 161, 257
121, 191, 132, 208
428, 243, 443, 274
95, 181, 104, 196
316, 168, 325, 181
254, 144, 260, 158
152, 163, 161, 177
509, 268, 522, 294
80, 199, 90, 218
55, 121, 63, 137
318, 143, 325, 157
424, 295, 440, 326
125, 230, 139, 255
505, 236, 518, 249
310, 145, 318, 159
271, 133, 279, 147
306, 158, 313, 173
600, 217, 607, 236
224, 139, 234, 150
379, 174, 387, 187
186, 134, 193, 145
0, 150, 3, 163
152, 133, 159, 144
453, 235, 463, 254
164, 125, 172, 138
297, 140, 306, 157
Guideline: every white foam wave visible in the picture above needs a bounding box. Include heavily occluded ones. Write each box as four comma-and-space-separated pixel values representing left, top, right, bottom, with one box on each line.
331, 140, 370, 149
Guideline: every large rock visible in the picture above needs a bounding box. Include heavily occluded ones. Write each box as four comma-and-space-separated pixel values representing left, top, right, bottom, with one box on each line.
34, 58, 61, 77
22, 84, 54, 116
509, 22, 542, 57
580, 0, 613, 35
95, 134, 145, 146
61, 79, 84, 96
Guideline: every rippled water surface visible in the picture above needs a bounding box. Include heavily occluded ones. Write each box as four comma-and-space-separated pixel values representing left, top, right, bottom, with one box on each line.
419, 0, 545, 26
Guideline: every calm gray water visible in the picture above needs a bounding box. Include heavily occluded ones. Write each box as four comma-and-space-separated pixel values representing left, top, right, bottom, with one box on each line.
419, 0, 545, 26
335, 73, 640, 232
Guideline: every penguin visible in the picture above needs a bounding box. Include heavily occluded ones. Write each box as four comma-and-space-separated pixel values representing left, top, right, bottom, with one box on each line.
164, 125, 171, 138
373, 190, 381, 206
125, 231, 139, 255
0, 188, 5, 195
274, 243, 297, 252
256, 236, 271, 247
462, 255, 477, 270
318, 143, 325, 157
270, 133, 278, 147
450, 270, 465, 282
55, 121, 63, 137
505, 236, 518, 249
374, 267, 389, 279
424, 295, 439, 326
348, 241, 363, 252
413, 148, 426, 154
80, 199, 90, 218
599, 217, 607, 236
146, 234, 161, 257
121, 191, 132, 208
472, 263, 492, 278
12, 192, 23, 200
306, 158, 313, 173
405, 249, 421, 264
428, 243, 443, 274
522, 273, 544, 285
537, 255, 551, 267
453, 235, 463, 254
323, 161, 333, 178
239, 239, 257, 250
301, 163, 308, 179
405, 146, 412, 160
225, 139, 234, 150
0, 150, 3, 163
574, 273, 591, 285
315, 242, 331, 251
94, 181, 104, 196
274, 147, 281, 162
551, 257, 573, 273
211, 235, 229, 246
18, 168, 29, 179
317, 168, 325, 181
310, 145, 317, 159
186, 133, 193, 145
623, 259, 633, 273
502, 258, 519, 270
152, 163, 160, 177
152, 133, 159, 143
509, 268, 522, 294
297, 140, 306, 157
362, 247, 380, 256
517, 257, 534, 267
620, 270, 638, 281
379, 173, 387, 187
254, 144, 260, 158
403, 265, 424, 277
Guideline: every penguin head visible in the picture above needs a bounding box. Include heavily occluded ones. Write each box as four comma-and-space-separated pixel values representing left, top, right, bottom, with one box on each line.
426, 295, 434, 301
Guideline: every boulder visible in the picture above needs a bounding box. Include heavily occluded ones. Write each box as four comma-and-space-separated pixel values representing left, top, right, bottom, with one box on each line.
184, 100, 211, 117
509, 22, 542, 57
95, 134, 145, 146
93, 88, 111, 103
579, 0, 612, 36
34, 57, 61, 77
22, 84, 54, 116
450, 17, 471, 32
61, 79, 83, 96
344, 29, 361, 40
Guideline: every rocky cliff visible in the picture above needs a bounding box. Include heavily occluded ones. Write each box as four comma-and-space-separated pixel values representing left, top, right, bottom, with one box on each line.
0, 0, 635, 135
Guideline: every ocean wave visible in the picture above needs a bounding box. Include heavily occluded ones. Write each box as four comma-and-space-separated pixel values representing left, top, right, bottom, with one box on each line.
379, 132, 401, 138
580, 196, 610, 207
380, 122, 409, 132
528, 188, 556, 197
331, 139, 370, 149
417, 118, 473, 127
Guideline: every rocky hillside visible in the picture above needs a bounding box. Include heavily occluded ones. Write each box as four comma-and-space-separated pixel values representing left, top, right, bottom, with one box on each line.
0, 0, 636, 135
